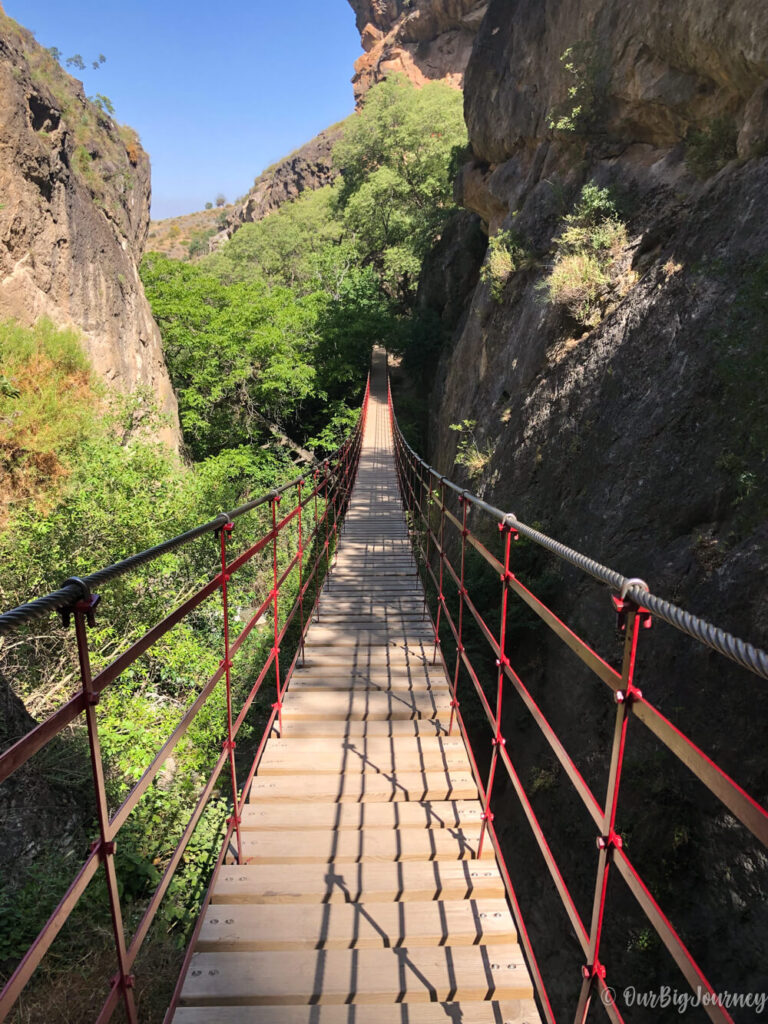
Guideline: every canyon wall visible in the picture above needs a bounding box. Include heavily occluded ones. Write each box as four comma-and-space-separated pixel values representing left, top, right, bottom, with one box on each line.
416, 0, 768, 1016
0, 10, 180, 447
211, 122, 347, 249
347, 0, 487, 100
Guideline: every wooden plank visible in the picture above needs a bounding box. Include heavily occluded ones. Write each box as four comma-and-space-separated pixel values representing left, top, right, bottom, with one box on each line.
196, 898, 516, 951
240, 799, 484, 832
248, 770, 477, 803
231, 826, 492, 864
169, 358, 543, 1024
179, 944, 532, 1005
294, 651, 437, 669
174, 1000, 542, 1023
212, 860, 505, 904
275, 718, 450, 740
287, 675, 449, 694
257, 738, 470, 776
281, 689, 451, 722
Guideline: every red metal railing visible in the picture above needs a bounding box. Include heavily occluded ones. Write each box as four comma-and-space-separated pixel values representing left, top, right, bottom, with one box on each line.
0, 378, 370, 1024
388, 379, 768, 1024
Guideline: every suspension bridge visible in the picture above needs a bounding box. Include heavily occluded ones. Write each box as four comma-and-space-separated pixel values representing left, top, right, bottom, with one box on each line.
1, 348, 767, 1023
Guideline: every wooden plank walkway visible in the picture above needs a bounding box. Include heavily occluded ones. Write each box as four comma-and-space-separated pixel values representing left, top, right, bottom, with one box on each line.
172, 350, 542, 1024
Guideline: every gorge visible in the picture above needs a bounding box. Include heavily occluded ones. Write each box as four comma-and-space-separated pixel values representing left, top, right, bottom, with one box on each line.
0, 1, 766, 1021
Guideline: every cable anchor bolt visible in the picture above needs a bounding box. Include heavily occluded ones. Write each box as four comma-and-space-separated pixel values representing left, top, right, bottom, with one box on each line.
614, 683, 643, 705
596, 830, 623, 852
612, 578, 652, 632
581, 961, 607, 981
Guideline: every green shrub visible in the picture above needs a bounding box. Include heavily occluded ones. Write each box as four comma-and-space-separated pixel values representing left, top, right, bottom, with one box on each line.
449, 419, 494, 480
544, 182, 629, 327
548, 41, 609, 136
0, 319, 98, 512
479, 229, 534, 301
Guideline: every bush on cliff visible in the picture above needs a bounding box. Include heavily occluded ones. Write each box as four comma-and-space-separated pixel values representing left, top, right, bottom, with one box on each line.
544, 182, 629, 327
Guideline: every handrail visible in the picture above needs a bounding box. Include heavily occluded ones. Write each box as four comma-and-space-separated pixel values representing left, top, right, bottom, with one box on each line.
0, 376, 370, 1024
388, 375, 767, 1024
0, 418, 366, 636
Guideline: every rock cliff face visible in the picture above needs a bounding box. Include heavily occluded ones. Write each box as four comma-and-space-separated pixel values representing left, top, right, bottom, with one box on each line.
347, 0, 487, 101
211, 123, 347, 249
417, 0, 768, 1013
0, 10, 180, 447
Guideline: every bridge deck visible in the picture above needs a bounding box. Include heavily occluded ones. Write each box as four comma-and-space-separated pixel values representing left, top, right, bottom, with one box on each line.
172, 351, 542, 1023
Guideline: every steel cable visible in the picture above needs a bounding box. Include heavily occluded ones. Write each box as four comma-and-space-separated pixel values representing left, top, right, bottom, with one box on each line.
395, 423, 768, 681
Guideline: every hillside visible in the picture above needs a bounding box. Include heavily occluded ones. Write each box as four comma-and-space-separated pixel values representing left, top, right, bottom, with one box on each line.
0, 5, 180, 446
147, 203, 234, 260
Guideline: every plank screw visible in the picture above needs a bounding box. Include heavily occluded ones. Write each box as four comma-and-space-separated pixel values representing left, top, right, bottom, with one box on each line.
225, 918, 234, 924
208, 969, 219, 976
209, 918, 219, 925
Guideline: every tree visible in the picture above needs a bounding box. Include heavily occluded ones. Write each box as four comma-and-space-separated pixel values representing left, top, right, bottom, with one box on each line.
205, 202, 213, 210
66, 54, 86, 70
215, 194, 227, 208
90, 94, 115, 116
332, 75, 467, 304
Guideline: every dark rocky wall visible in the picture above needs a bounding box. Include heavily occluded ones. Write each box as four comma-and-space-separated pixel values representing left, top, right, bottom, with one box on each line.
417, 0, 768, 1018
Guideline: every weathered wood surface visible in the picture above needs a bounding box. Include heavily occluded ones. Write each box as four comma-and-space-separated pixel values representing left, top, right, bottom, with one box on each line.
172, 350, 541, 1020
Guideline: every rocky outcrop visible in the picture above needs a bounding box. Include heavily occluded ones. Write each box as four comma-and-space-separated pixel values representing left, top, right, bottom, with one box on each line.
0, 10, 180, 447
211, 124, 348, 249
418, 0, 768, 1013
347, 0, 487, 101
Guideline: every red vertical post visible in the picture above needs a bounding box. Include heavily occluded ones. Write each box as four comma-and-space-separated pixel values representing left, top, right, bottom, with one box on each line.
218, 521, 243, 864
477, 520, 516, 859
432, 479, 447, 666
270, 495, 284, 736
72, 597, 138, 1023
448, 496, 470, 736
313, 469, 321, 623
573, 594, 650, 1024
296, 480, 306, 666
322, 461, 332, 581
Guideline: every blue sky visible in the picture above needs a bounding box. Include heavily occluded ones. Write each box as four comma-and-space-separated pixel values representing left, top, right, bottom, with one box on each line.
5, 0, 362, 219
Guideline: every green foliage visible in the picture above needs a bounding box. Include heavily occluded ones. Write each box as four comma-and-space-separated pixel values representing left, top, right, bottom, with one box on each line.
333, 75, 467, 302
544, 182, 629, 327
0, 319, 98, 510
480, 229, 534, 301
548, 41, 608, 136
685, 117, 738, 178
140, 254, 321, 458
187, 226, 216, 259
89, 92, 115, 116
449, 419, 494, 480
204, 186, 343, 290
